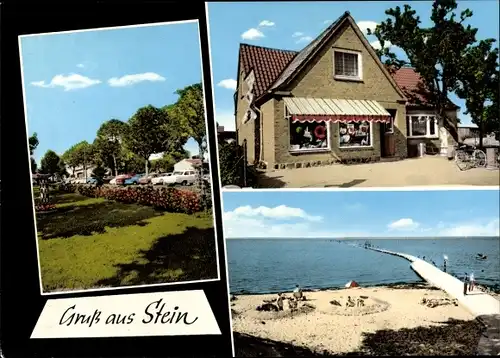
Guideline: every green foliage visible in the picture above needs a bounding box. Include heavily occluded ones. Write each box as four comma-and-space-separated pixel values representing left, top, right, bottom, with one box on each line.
93, 119, 129, 176
91, 165, 106, 184
40, 150, 62, 176
369, 0, 478, 120
172, 83, 206, 150
455, 39, 499, 145
29, 132, 39, 156
218, 142, 257, 187
62, 141, 94, 172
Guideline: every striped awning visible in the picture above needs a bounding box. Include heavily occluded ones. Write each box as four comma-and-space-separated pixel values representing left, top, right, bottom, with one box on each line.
284, 97, 391, 123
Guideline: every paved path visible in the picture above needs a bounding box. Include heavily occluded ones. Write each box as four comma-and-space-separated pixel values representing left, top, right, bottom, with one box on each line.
367, 247, 500, 355
259, 156, 500, 188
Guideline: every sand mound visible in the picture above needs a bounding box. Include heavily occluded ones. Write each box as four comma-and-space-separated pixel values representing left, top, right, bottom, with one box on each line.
318, 294, 391, 316
244, 302, 316, 321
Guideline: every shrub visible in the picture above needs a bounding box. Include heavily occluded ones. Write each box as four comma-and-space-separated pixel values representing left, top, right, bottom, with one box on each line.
35, 203, 57, 212
218, 142, 257, 187
58, 184, 202, 214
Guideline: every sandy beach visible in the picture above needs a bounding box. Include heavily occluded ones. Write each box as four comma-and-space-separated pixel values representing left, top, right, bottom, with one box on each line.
230, 284, 490, 355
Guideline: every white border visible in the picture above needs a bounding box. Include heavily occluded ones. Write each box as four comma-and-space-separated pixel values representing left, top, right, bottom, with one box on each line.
204, 3, 236, 356
19, 19, 223, 296
221, 186, 500, 193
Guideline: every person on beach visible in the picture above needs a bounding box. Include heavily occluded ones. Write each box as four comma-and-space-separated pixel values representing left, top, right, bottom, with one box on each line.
443, 258, 447, 273
293, 284, 303, 300
463, 273, 469, 296
469, 272, 475, 292
276, 293, 284, 311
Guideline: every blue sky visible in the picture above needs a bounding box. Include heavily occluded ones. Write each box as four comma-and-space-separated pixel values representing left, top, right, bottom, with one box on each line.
222, 189, 500, 238
207, 1, 500, 131
20, 20, 204, 164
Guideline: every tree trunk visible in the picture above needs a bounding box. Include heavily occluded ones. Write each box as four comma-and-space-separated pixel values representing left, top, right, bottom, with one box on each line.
478, 122, 484, 150
145, 159, 149, 177
113, 154, 118, 177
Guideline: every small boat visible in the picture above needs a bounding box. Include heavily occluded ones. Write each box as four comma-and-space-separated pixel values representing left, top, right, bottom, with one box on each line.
476, 253, 488, 260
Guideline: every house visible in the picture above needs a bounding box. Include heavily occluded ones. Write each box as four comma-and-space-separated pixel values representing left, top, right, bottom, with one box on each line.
234, 11, 459, 170
66, 164, 95, 179
174, 158, 203, 172
217, 122, 236, 144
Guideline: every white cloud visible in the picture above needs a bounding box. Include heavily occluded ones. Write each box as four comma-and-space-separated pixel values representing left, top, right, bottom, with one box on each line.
217, 78, 237, 90
30, 73, 101, 91
296, 36, 313, 44
370, 40, 392, 50
292, 32, 304, 38
438, 218, 500, 237
225, 205, 323, 222
241, 28, 265, 40
76, 63, 85, 68
223, 206, 370, 239
216, 109, 235, 131
357, 21, 378, 35
388, 218, 420, 231
259, 20, 275, 27
324, 20, 333, 24
108, 72, 165, 87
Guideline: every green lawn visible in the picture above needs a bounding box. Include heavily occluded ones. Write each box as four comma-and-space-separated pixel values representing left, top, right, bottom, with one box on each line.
35, 191, 217, 292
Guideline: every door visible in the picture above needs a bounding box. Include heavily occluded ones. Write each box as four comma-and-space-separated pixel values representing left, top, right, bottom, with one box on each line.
380, 109, 396, 157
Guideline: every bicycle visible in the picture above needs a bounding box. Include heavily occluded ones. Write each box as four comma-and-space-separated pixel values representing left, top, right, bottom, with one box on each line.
454, 144, 487, 171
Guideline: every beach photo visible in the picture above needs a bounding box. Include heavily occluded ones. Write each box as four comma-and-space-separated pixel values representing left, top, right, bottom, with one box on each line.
209, 0, 499, 189
20, 20, 220, 294
222, 189, 500, 356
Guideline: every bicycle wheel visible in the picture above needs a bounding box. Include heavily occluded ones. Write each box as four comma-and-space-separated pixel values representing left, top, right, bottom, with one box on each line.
472, 149, 487, 168
455, 150, 470, 171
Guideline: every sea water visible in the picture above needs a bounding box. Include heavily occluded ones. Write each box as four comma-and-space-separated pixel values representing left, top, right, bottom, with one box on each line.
226, 237, 500, 294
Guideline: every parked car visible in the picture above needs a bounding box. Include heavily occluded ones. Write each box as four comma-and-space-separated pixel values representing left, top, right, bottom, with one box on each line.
139, 173, 159, 185
151, 172, 172, 185
115, 174, 133, 185
103, 176, 114, 184
87, 177, 98, 184
124, 174, 145, 185
163, 170, 197, 186
109, 177, 117, 185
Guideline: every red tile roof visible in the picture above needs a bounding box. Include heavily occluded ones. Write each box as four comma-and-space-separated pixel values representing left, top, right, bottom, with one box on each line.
239, 44, 296, 98
238, 43, 457, 108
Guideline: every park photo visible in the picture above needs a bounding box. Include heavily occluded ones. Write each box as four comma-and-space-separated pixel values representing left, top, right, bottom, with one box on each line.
20, 20, 220, 294
223, 189, 500, 356
209, 0, 499, 189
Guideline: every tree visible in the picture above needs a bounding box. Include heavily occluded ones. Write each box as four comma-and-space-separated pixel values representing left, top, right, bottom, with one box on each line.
172, 83, 208, 198
455, 39, 499, 147
40, 150, 61, 176
29, 133, 39, 174
62, 141, 94, 179
93, 119, 129, 176
368, 0, 478, 139
29, 133, 39, 156
125, 105, 179, 176
172, 83, 206, 157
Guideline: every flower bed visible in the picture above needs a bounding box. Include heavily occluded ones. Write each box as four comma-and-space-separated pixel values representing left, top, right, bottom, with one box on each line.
58, 183, 204, 214
35, 203, 57, 213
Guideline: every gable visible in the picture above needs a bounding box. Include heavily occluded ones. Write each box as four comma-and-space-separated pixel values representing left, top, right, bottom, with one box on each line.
285, 21, 405, 102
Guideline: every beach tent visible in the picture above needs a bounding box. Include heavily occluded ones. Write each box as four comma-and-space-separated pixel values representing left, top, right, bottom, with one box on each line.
345, 280, 359, 288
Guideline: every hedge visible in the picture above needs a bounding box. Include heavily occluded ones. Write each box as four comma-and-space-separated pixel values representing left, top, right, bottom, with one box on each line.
58, 184, 204, 214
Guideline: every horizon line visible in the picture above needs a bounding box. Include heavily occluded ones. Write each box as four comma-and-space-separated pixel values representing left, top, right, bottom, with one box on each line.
226, 236, 500, 240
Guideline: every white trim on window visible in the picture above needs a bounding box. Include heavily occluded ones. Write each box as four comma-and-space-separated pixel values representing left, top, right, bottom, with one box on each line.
338, 121, 373, 149
407, 114, 439, 139
332, 48, 363, 81
287, 108, 332, 153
